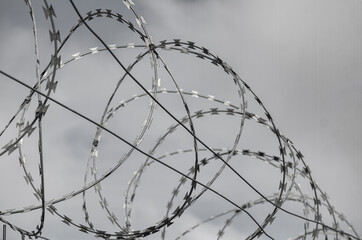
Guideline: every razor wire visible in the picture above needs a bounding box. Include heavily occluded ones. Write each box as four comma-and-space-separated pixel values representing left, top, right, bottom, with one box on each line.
0, 0, 360, 239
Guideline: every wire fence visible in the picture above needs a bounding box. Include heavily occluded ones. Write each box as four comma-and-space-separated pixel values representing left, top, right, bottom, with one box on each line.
0, 1, 360, 239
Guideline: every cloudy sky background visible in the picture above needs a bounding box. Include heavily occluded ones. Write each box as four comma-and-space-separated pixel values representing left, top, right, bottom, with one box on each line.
0, 0, 361, 239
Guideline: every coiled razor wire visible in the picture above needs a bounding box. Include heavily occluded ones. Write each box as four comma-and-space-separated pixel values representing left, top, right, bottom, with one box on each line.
0, 1, 360, 239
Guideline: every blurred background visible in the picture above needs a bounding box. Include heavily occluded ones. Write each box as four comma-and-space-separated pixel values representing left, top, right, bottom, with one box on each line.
0, 0, 361, 239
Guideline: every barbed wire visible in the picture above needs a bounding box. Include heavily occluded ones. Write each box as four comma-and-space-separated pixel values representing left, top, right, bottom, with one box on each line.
0, 0, 360, 239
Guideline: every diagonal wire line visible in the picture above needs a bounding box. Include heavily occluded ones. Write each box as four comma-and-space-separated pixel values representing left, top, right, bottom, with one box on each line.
0, 69, 274, 240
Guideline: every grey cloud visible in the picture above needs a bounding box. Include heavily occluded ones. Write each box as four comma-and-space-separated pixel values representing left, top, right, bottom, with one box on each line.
0, 0, 361, 239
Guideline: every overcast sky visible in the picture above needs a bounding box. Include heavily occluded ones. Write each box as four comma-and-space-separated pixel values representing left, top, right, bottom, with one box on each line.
0, 0, 361, 239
